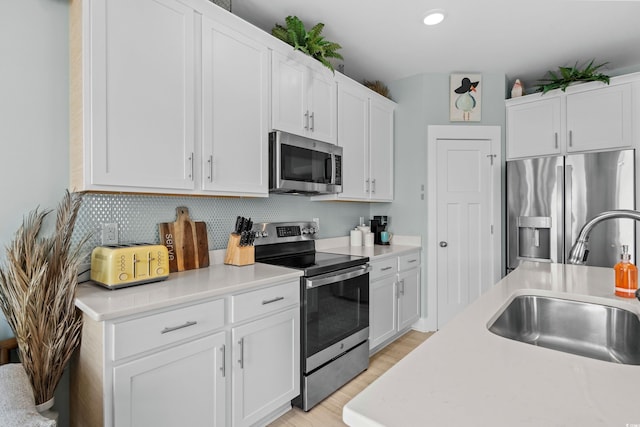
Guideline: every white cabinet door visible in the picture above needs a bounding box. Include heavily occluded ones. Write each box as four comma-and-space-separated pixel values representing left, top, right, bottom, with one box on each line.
113, 332, 226, 427
369, 98, 395, 201
271, 51, 308, 139
506, 96, 562, 159
566, 84, 632, 152
308, 68, 337, 143
88, 0, 196, 190
201, 17, 268, 196
271, 51, 337, 144
397, 269, 420, 331
369, 275, 397, 350
231, 308, 300, 427
336, 81, 369, 199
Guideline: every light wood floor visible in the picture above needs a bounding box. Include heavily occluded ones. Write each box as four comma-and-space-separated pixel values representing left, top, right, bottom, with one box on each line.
268, 330, 435, 427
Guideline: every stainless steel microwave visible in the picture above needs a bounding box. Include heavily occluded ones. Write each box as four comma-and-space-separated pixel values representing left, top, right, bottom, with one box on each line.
269, 131, 342, 195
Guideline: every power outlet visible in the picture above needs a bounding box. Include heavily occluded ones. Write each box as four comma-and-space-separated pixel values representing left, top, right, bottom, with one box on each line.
312, 218, 320, 230
101, 223, 118, 245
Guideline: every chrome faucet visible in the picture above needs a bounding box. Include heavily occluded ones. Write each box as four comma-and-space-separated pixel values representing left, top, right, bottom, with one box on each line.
567, 209, 640, 265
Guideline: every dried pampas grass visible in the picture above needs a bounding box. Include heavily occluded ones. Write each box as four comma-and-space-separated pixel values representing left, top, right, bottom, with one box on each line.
0, 191, 88, 405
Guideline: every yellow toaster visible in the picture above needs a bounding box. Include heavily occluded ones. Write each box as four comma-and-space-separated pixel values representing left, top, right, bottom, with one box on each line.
90, 244, 170, 289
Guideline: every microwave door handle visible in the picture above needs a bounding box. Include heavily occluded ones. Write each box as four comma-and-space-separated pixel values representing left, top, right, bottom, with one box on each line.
325, 155, 333, 183
331, 153, 336, 184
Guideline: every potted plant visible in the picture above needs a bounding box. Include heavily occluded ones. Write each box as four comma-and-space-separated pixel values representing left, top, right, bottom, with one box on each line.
536, 59, 610, 94
0, 191, 89, 410
272, 15, 343, 72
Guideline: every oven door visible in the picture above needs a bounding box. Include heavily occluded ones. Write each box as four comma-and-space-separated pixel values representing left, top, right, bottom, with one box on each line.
302, 264, 370, 373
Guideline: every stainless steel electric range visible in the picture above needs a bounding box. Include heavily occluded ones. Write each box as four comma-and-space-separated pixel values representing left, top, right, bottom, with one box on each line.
252, 221, 370, 411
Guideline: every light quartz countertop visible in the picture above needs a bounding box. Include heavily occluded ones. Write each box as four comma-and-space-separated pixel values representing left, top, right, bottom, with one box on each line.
75, 263, 303, 321
316, 235, 421, 259
75, 235, 421, 322
343, 261, 640, 427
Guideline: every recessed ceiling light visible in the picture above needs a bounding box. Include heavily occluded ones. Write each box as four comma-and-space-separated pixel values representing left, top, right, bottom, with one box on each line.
423, 9, 446, 26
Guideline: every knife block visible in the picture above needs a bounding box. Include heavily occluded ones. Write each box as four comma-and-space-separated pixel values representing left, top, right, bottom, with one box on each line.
224, 233, 255, 266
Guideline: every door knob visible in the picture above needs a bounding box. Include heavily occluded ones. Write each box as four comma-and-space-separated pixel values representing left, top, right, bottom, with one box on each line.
439, 241, 448, 247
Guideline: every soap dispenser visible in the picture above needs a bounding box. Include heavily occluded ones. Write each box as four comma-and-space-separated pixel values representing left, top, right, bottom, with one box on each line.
614, 245, 638, 298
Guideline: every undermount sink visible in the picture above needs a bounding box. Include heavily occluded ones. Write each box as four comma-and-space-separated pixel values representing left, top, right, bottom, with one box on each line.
488, 295, 640, 365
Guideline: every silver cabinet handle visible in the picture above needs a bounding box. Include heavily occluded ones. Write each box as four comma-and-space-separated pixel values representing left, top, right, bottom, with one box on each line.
188, 153, 194, 181
238, 338, 244, 369
220, 345, 226, 377
304, 110, 309, 130
439, 241, 448, 247
262, 296, 284, 305
569, 130, 573, 147
161, 320, 197, 334
371, 179, 376, 193
554, 132, 558, 149
207, 155, 213, 182
365, 179, 370, 193
310, 112, 315, 131
399, 279, 405, 295
381, 266, 393, 271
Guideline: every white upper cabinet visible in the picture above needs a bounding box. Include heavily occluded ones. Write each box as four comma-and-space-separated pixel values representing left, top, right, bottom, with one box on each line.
200, 15, 269, 196
313, 74, 395, 202
369, 98, 395, 201
506, 96, 562, 159
506, 74, 638, 160
271, 50, 337, 144
565, 84, 632, 152
72, 0, 271, 196
73, 0, 197, 191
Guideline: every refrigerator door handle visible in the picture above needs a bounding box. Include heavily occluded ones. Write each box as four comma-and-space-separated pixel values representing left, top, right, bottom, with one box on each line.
564, 164, 573, 262
556, 164, 565, 264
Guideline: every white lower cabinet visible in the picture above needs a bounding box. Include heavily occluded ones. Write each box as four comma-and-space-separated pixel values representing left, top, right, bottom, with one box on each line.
231, 308, 300, 427
369, 250, 421, 353
71, 280, 300, 427
113, 332, 226, 427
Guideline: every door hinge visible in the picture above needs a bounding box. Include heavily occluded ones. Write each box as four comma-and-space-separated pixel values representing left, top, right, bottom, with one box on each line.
487, 154, 497, 165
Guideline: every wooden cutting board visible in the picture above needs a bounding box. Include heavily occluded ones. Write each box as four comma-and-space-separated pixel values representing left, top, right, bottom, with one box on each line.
159, 207, 209, 272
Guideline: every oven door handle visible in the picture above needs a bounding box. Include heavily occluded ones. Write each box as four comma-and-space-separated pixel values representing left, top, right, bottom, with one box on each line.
305, 265, 371, 289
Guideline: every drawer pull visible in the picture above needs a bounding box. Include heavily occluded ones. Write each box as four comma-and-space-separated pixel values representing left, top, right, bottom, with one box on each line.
262, 296, 285, 305
408, 259, 417, 263
160, 320, 197, 334
381, 266, 393, 271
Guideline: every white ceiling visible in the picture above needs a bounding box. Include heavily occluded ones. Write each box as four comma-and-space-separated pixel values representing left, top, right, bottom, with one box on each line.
231, 0, 640, 93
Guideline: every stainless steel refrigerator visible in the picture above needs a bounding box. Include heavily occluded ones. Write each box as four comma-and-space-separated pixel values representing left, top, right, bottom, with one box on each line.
507, 149, 635, 272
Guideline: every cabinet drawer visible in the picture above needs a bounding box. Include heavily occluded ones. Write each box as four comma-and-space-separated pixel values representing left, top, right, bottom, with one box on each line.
398, 252, 421, 271
112, 299, 225, 361
369, 257, 398, 281
231, 281, 299, 324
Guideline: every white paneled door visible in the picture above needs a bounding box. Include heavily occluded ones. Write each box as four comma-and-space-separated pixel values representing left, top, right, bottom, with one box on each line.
427, 126, 502, 330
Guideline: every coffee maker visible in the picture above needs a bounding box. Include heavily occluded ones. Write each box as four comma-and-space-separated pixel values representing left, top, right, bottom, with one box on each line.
370, 215, 389, 245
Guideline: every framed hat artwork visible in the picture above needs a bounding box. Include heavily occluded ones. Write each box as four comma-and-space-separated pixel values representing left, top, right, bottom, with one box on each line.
450, 73, 481, 122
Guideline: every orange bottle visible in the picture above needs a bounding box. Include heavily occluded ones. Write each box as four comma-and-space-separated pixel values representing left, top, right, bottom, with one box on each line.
614, 245, 638, 298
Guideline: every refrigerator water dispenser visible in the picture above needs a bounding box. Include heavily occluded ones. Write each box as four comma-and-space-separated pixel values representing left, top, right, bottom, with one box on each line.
517, 216, 552, 261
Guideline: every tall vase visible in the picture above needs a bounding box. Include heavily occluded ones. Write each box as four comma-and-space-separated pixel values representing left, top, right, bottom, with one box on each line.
36, 397, 59, 422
